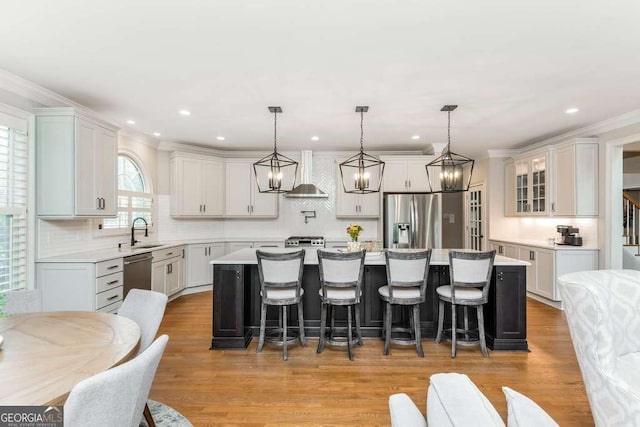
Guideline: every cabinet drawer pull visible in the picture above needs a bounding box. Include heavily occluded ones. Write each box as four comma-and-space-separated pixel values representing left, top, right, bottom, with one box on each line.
529, 251, 535, 261
106, 265, 119, 270
106, 280, 120, 285
203, 204, 206, 212
166, 252, 174, 256
497, 271, 504, 281
107, 295, 119, 301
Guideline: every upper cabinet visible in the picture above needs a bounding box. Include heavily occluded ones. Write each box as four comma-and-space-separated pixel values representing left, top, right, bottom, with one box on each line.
225, 159, 278, 217
335, 161, 380, 217
551, 139, 598, 217
504, 138, 598, 217
36, 108, 118, 218
380, 156, 433, 192
170, 153, 224, 217
513, 151, 548, 215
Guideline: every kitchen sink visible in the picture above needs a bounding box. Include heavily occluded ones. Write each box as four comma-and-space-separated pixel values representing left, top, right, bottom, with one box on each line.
133, 243, 165, 249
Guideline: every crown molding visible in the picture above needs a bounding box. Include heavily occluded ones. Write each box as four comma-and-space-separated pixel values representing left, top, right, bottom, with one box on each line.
486, 149, 520, 159
0, 68, 121, 128
118, 128, 160, 149
520, 109, 640, 151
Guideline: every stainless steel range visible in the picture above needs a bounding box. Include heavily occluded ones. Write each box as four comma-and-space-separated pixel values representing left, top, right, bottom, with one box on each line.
285, 236, 325, 248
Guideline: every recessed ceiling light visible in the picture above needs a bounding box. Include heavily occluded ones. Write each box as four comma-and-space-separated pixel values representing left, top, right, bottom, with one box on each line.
126, 120, 136, 125
565, 107, 579, 114
311, 136, 319, 141
411, 135, 420, 140
179, 110, 191, 116
153, 132, 161, 137
216, 136, 225, 141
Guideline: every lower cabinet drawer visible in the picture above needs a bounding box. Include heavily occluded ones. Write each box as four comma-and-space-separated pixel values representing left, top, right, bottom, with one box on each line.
96, 286, 123, 310
97, 300, 123, 314
96, 272, 123, 293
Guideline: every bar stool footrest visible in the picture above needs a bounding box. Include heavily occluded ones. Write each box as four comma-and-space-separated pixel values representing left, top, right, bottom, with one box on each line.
264, 328, 300, 347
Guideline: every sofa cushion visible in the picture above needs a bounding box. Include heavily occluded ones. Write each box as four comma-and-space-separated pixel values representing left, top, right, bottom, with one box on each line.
502, 387, 558, 427
427, 373, 504, 426
388, 393, 427, 427
616, 351, 640, 392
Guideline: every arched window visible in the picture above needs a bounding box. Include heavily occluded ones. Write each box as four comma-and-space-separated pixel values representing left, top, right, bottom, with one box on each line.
101, 154, 152, 232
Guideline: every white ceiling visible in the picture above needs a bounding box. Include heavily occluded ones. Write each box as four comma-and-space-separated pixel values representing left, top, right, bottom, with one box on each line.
1, 1, 640, 157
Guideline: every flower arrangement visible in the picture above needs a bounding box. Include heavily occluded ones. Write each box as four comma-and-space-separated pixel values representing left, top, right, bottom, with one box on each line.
346, 224, 363, 242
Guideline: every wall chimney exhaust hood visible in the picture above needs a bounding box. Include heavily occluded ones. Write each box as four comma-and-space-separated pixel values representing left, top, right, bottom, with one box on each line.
285, 150, 328, 198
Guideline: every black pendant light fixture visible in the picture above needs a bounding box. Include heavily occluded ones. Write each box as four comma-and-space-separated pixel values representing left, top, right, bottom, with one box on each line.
339, 106, 385, 194
425, 105, 474, 193
253, 106, 298, 193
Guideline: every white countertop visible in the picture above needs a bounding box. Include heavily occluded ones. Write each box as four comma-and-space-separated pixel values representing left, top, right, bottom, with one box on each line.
35, 237, 292, 263
211, 248, 528, 266
490, 238, 599, 251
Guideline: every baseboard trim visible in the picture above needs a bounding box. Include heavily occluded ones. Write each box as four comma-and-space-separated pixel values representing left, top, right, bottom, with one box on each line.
527, 292, 563, 310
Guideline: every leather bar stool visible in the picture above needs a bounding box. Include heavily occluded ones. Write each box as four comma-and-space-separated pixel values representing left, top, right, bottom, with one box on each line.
256, 249, 306, 361
435, 250, 496, 358
378, 250, 431, 357
316, 250, 366, 361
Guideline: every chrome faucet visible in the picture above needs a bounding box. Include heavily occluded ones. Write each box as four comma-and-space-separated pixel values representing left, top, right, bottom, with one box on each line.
131, 217, 148, 247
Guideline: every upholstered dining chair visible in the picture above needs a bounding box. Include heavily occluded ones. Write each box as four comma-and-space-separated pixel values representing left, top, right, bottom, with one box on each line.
317, 249, 366, 360
118, 289, 168, 426
435, 250, 496, 358
256, 249, 306, 361
64, 334, 169, 427
379, 250, 431, 357
2, 289, 42, 315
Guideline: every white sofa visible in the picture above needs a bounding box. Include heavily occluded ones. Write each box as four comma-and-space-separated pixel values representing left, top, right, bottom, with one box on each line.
559, 269, 640, 426
389, 373, 557, 427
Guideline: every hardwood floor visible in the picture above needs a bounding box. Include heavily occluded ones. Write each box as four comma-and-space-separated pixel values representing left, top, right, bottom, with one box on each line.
151, 291, 592, 426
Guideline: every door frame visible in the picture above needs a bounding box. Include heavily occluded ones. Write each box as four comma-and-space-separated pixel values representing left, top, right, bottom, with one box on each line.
464, 181, 486, 250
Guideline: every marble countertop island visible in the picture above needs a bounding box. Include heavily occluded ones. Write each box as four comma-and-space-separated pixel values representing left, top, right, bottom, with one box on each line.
210, 248, 529, 266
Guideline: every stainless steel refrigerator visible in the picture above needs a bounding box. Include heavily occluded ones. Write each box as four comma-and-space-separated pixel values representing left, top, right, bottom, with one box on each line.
383, 193, 441, 249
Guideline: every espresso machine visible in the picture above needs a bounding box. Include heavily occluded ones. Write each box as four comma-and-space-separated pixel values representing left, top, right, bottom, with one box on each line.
556, 225, 583, 246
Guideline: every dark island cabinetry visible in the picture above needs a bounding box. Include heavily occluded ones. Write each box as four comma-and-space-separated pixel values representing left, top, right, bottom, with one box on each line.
211, 262, 528, 351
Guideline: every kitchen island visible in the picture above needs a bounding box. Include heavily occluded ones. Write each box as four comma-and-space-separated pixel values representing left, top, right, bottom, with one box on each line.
210, 248, 529, 351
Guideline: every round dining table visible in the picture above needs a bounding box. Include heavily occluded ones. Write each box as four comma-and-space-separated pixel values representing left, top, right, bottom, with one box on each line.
0, 311, 140, 406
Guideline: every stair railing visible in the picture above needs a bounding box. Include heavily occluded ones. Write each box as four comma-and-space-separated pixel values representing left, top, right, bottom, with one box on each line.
623, 192, 640, 246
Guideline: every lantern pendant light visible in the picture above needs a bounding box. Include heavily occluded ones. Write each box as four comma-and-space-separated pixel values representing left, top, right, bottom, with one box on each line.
425, 105, 474, 193
253, 106, 298, 194
339, 106, 385, 194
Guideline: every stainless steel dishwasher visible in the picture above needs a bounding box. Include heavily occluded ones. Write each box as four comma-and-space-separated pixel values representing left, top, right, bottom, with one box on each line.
123, 252, 153, 297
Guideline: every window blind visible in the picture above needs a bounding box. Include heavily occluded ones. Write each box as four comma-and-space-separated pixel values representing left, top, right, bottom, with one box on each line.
0, 125, 28, 292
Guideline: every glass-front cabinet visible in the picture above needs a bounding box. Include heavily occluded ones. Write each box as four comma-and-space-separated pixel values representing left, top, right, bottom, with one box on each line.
530, 156, 546, 213
509, 151, 548, 216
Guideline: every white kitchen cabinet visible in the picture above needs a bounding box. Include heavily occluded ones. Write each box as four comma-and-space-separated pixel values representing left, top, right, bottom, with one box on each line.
516, 246, 554, 298
517, 247, 537, 293
186, 242, 226, 288
335, 166, 380, 217
35, 108, 118, 218
512, 151, 548, 215
493, 241, 518, 259
38, 257, 124, 312
505, 139, 598, 218
225, 160, 278, 217
170, 153, 224, 217
551, 139, 598, 216
491, 239, 598, 304
227, 241, 253, 253
504, 161, 516, 216
380, 156, 433, 192
225, 241, 283, 253
151, 246, 185, 296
